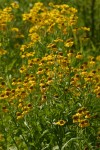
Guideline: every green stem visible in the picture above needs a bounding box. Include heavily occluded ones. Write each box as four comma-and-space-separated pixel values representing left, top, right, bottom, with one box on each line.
91, 0, 96, 39
11, 134, 20, 150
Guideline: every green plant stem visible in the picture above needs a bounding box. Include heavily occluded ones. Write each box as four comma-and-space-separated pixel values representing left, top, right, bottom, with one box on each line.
91, 0, 96, 39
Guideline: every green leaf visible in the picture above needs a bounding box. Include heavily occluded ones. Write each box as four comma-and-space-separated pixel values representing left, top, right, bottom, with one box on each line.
61, 137, 81, 150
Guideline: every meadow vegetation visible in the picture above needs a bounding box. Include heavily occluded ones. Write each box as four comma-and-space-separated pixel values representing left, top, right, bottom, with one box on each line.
0, 1, 100, 150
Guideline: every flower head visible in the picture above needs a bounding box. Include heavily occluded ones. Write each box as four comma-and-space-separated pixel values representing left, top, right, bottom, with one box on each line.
53, 120, 66, 126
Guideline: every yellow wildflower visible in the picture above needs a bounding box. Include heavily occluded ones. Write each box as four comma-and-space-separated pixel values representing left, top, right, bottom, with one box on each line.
53, 120, 66, 126
11, 2, 19, 9
79, 119, 90, 128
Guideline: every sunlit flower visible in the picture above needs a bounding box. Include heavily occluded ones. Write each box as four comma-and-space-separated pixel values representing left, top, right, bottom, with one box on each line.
77, 107, 87, 115
16, 112, 23, 120
19, 65, 27, 73
76, 53, 83, 59
79, 119, 90, 128
96, 55, 100, 61
64, 39, 74, 47
11, 28, 19, 32
89, 61, 95, 66
72, 114, 81, 123
11, 2, 19, 9
0, 49, 7, 55
53, 120, 66, 126
84, 111, 91, 119
81, 27, 90, 31
2, 106, 9, 113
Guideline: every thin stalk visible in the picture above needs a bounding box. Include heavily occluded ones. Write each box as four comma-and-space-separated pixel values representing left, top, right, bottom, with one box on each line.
91, 0, 96, 39
11, 134, 20, 150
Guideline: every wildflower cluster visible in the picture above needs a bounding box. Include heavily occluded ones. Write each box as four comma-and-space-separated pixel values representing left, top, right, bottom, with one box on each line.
72, 107, 91, 128
0, 2, 100, 150
0, 6, 13, 31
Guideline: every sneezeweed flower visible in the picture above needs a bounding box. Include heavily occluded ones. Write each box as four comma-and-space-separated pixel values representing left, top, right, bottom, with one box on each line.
96, 55, 100, 61
53, 38, 63, 43
16, 112, 23, 120
37, 68, 44, 75
97, 92, 100, 98
81, 71, 87, 77
89, 60, 95, 66
19, 91, 27, 99
19, 65, 27, 73
25, 52, 35, 58
88, 57, 96, 65
15, 33, 24, 39
68, 14, 78, 26
0, 24, 7, 31
3, 7, 12, 12
28, 32, 40, 45
20, 45, 27, 52
22, 109, 28, 116
78, 119, 90, 128
15, 79, 22, 85
0, 49, 7, 55
67, 50, 74, 57
21, 105, 27, 110
54, 94, 59, 99
11, 89, 16, 95
4, 90, 10, 97
84, 111, 91, 119
72, 27, 80, 33
81, 27, 90, 31
40, 84, 48, 93
2, 106, 9, 113
12, 78, 17, 85
64, 38, 74, 47
72, 114, 81, 123
23, 80, 28, 87
46, 77, 53, 85
18, 102, 23, 108
0, 81, 6, 88
77, 107, 87, 115
53, 120, 66, 126
0, 93, 8, 100
40, 95, 47, 105
76, 52, 83, 59
28, 78, 36, 85
47, 43, 57, 51
11, 2, 19, 9
11, 28, 19, 32
27, 103, 32, 109
80, 62, 88, 69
